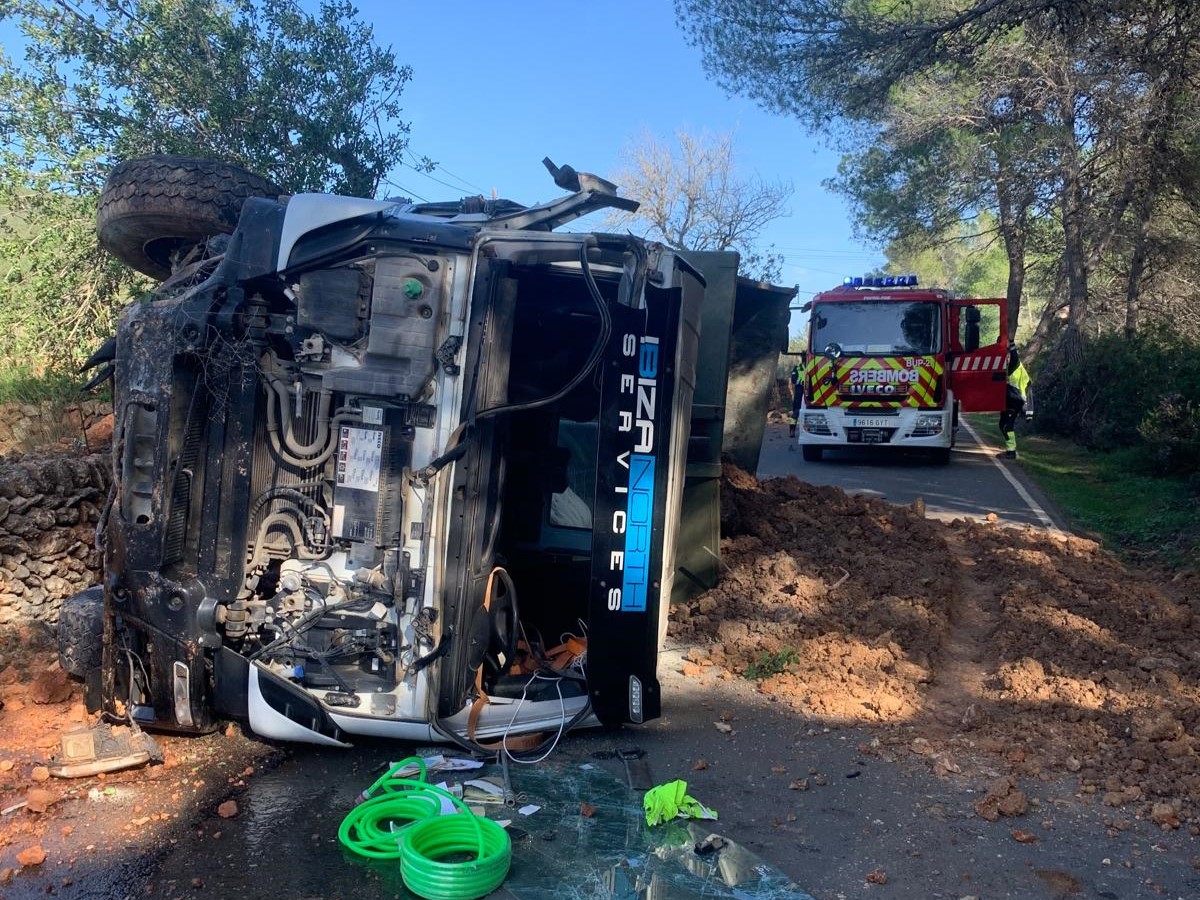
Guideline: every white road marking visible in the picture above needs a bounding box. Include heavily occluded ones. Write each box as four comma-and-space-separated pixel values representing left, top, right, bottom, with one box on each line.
961, 419, 1059, 532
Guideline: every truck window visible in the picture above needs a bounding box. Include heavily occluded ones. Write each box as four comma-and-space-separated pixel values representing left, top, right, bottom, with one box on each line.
810, 301, 941, 355
958, 304, 1002, 350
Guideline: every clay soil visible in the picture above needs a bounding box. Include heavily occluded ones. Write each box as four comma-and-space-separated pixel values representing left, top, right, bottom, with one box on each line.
0, 622, 275, 887
671, 465, 1200, 832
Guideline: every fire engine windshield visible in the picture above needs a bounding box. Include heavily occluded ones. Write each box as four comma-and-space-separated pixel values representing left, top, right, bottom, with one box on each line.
810, 301, 941, 355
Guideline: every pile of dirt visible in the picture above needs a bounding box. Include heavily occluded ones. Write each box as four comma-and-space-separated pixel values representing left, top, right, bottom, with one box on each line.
671, 465, 1200, 826
0, 622, 274, 883
676, 466, 957, 721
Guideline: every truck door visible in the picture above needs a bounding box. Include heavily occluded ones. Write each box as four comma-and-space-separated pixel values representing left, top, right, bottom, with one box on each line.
948, 298, 1008, 412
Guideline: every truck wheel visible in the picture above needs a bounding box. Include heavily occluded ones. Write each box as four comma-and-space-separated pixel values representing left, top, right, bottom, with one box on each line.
801, 445, 823, 462
58, 586, 105, 678
97, 155, 281, 279
930, 447, 952, 465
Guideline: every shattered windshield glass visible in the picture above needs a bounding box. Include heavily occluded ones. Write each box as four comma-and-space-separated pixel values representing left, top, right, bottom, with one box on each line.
810, 301, 940, 355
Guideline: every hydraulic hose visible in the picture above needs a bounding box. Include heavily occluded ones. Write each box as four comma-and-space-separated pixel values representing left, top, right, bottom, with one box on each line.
269, 377, 333, 455
338, 756, 512, 900
262, 376, 362, 468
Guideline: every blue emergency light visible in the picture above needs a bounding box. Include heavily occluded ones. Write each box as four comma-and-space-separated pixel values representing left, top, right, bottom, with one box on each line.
846, 274, 921, 287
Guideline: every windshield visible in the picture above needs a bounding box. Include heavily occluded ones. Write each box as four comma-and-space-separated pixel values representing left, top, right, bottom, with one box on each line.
810, 301, 941, 355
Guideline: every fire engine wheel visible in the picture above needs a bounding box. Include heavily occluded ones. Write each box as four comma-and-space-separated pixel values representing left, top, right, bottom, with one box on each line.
97, 155, 281, 279
57, 586, 105, 678
930, 447, 952, 465
801, 445, 823, 462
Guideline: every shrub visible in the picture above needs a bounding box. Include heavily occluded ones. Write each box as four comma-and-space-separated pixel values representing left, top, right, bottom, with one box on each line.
742, 647, 799, 680
1140, 394, 1200, 474
1034, 327, 1200, 475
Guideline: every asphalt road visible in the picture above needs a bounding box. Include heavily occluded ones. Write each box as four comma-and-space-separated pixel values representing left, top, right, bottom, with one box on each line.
27, 661, 1198, 900
20, 420, 1199, 900
757, 421, 1061, 530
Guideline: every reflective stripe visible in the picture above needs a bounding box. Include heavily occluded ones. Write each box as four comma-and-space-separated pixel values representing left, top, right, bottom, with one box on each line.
806, 355, 945, 409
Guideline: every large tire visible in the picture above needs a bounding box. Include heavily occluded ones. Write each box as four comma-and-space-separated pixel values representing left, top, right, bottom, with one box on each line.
801, 445, 823, 462
57, 586, 105, 678
97, 155, 281, 279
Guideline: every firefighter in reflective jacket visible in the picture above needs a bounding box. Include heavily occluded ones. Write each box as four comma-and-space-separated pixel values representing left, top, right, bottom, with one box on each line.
999, 348, 1032, 459
788, 361, 804, 438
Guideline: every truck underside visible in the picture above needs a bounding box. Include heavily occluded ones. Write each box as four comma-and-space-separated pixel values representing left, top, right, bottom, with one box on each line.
86, 162, 703, 747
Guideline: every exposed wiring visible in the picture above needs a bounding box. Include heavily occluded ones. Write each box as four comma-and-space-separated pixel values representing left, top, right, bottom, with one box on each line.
501, 672, 568, 765
473, 240, 612, 421
247, 596, 358, 661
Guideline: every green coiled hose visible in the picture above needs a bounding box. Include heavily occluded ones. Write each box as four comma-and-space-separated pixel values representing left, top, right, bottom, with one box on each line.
338, 789, 442, 859
338, 756, 512, 899
399, 814, 511, 900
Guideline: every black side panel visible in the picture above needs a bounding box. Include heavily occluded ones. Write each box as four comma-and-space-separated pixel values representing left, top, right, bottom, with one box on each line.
255, 665, 342, 741
587, 283, 684, 725
213, 647, 251, 720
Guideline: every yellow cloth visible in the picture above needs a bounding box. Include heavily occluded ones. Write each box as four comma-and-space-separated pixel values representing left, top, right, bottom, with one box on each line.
643, 780, 718, 826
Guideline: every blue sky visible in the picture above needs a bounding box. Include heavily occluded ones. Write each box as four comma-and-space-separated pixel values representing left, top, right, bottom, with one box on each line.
346, 0, 884, 313
1, 0, 886, 326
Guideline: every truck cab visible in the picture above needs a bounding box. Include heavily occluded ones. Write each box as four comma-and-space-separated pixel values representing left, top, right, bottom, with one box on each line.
66, 157, 741, 750
796, 276, 1008, 462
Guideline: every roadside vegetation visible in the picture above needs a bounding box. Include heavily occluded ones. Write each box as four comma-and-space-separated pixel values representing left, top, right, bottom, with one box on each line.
742, 647, 799, 681
0, 368, 96, 406
970, 415, 1200, 570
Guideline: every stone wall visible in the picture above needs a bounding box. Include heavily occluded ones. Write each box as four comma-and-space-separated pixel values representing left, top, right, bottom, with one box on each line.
0, 399, 111, 456
0, 454, 110, 625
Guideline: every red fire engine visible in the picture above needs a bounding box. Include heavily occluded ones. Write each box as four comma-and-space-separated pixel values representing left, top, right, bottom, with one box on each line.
796, 275, 1008, 463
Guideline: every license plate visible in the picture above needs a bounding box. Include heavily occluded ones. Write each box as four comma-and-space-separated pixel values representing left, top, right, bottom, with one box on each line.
847, 417, 894, 428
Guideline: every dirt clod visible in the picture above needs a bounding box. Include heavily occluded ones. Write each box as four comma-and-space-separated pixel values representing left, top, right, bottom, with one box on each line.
28, 668, 72, 705
24, 788, 56, 814
974, 778, 1028, 821
216, 800, 238, 819
15, 845, 46, 867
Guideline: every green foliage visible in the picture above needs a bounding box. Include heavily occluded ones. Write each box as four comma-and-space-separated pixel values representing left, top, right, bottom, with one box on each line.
971, 416, 1200, 568
1139, 394, 1200, 474
0, 0, 420, 371
1034, 328, 1200, 474
0, 190, 147, 368
883, 215, 1009, 298
0, 366, 95, 405
742, 647, 799, 680
2, 0, 416, 197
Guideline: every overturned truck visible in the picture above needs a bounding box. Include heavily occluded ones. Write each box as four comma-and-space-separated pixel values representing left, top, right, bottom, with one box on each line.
62, 156, 790, 749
